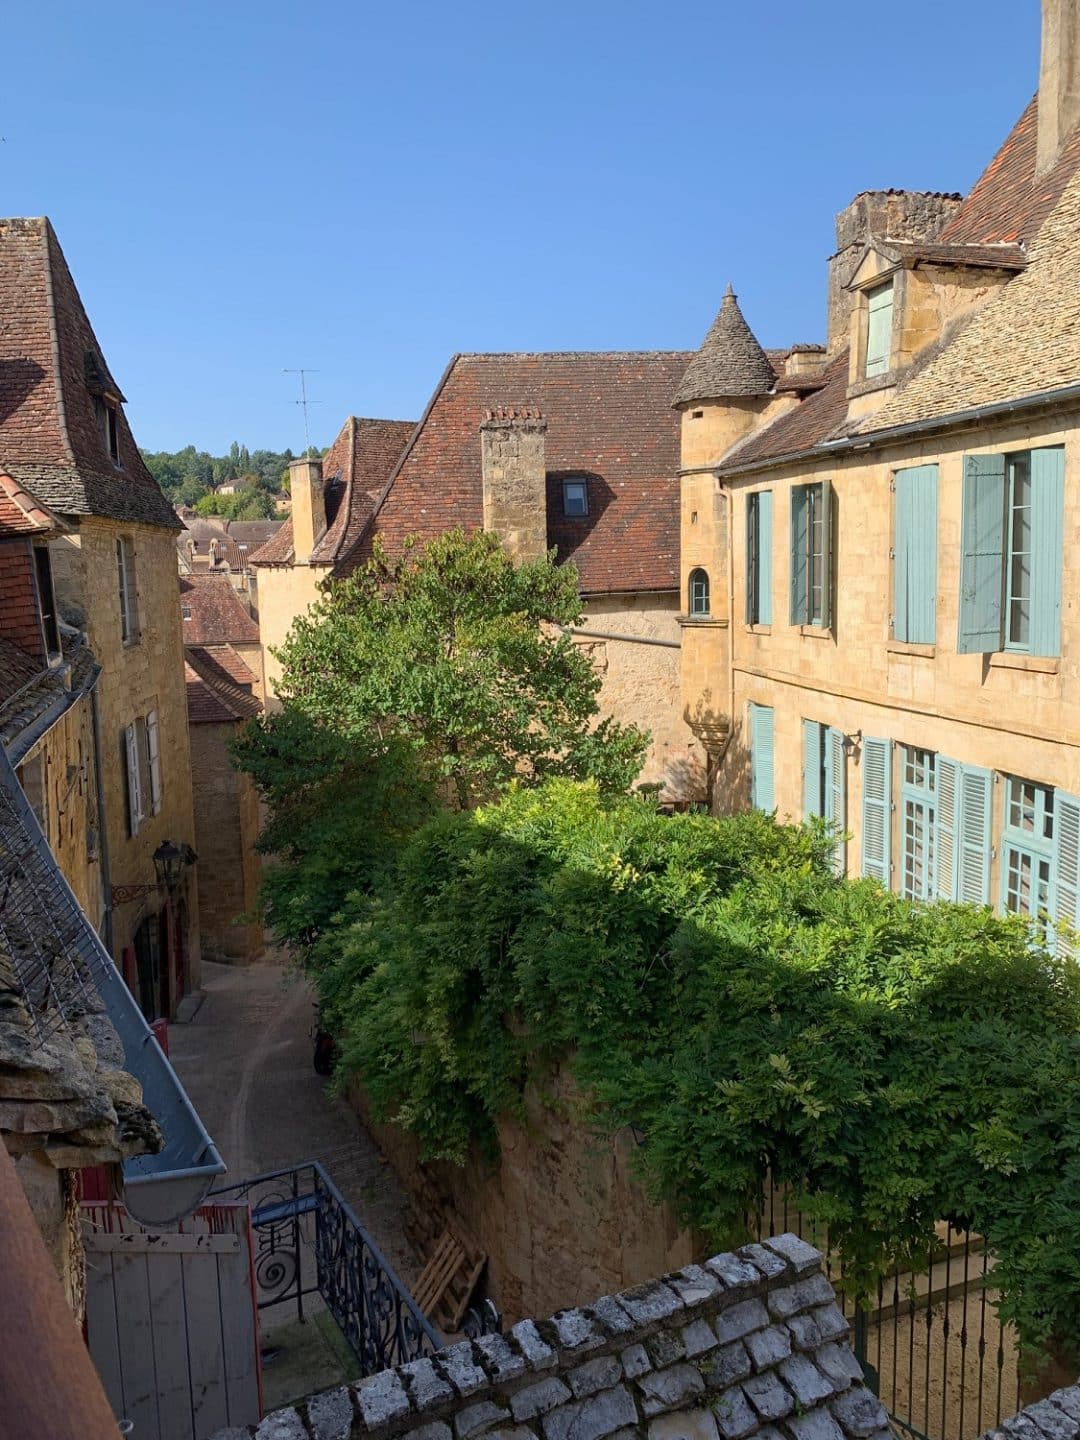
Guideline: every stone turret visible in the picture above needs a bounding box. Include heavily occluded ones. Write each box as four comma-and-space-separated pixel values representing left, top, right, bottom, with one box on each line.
674, 284, 775, 407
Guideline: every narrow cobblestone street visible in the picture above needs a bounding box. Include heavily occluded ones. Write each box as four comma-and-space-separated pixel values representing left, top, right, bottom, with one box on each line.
169, 954, 416, 1283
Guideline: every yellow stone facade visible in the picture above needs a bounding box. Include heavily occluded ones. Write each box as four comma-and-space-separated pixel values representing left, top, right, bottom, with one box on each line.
51, 517, 200, 1004
254, 559, 327, 707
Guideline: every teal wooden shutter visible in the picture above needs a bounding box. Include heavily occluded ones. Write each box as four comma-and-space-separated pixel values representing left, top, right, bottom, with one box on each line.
826, 726, 847, 875
750, 704, 775, 813
758, 491, 773, 625
790, 487, 808, 624
935, 755, 959, 901
820, 479, 834, 630
1030, 446, 1064, 657
861, 737, 892, 884
1052, 789, 1080, 957
802, 719, 822, 819
957, 765, 993, 905
958, 454, 1006, 653
745, 496, 756, 623
865, 282, 893, 377
893, 464, 938, 644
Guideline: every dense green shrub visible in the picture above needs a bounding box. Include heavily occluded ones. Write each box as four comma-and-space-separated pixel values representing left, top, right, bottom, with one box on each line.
319, 779, 1080, 1355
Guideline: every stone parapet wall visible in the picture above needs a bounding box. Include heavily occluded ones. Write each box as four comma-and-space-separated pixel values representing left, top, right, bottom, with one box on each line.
212, 1233, 892, 1440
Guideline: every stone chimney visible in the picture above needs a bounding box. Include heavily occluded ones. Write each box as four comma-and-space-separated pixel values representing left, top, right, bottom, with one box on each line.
1037, 0, 1080, 176
826, 190, 962, 354
289, 456, 326, 565
479, 409, 548, 563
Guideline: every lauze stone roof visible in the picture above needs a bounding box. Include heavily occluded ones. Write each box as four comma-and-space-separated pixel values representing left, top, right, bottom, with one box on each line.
675, 287, 778, 406
342, 352, 690, 596
217, 1234, 894, 1440
0, 218, 178, 530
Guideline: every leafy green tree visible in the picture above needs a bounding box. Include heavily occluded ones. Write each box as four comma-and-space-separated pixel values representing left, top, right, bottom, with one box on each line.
269, 528, 649, 809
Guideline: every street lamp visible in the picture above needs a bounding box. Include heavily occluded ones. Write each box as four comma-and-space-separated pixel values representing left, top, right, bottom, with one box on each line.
152, 840, 196, 894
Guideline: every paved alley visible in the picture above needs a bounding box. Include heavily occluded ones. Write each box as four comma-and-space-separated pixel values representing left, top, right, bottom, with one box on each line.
168, 955, 416, 1284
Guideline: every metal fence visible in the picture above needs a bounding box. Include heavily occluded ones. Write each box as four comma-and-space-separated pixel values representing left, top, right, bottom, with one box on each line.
212, 1160, 441, 1376
749, 1183, 1021, 1440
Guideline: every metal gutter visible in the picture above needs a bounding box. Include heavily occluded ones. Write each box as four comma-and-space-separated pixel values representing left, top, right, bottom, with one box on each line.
716, 381, 1080, 480
561, 625, 681, 650
0, 747, 225, 1226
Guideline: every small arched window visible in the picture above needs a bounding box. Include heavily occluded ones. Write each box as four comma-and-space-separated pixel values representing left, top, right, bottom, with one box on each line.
689, 567, 710, 617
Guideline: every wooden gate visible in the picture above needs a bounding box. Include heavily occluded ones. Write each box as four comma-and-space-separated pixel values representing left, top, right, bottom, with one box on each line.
82, 1201, 262, 1440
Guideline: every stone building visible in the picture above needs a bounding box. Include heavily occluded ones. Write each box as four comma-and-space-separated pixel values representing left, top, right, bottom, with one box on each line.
678, 0, 1080, 932
176, 513, 282, 617
0, 216, 200, 1018
252, 359, 703, 801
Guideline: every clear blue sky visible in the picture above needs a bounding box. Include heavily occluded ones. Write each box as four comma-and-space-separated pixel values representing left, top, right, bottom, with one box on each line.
3, 2, 1040, 454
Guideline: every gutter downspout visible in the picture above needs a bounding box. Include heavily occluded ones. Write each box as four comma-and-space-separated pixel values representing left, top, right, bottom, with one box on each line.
560, 626, 680, 650
89, 671, 113, 955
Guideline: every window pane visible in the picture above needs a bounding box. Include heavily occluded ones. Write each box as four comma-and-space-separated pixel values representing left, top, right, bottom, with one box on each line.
563, 480, 587, 517
1007, 453, 1032, 648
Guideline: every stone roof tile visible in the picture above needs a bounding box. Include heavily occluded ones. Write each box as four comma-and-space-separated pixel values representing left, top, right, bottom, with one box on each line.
675, 287, 777, 406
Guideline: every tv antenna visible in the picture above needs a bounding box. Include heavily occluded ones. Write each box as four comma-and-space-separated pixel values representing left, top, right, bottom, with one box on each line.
283, 368, 322, 450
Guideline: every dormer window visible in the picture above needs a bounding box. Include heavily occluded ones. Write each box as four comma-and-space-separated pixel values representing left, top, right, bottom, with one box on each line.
33, 544, 61, 660
864, 281, 894, 378
94, 395, 122, 467
562, 478, 588, 517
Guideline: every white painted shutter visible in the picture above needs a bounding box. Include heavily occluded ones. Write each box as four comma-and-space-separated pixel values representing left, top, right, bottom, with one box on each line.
124, 722, 142, 836
146, 709, 162, 816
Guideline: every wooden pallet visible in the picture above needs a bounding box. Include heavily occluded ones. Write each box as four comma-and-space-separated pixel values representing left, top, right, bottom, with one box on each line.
413, 1225, 487, 1335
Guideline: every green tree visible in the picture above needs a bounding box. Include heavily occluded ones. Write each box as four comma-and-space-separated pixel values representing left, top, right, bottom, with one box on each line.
268, 528, 649, 809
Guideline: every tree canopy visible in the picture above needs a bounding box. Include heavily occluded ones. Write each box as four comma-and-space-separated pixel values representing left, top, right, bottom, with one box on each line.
142, 440, 322, 508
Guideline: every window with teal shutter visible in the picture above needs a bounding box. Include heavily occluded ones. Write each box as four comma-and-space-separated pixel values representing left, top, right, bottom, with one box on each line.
893, 465, 938, 644
901, 746, 936, 900
933, 756, 991, 905
861, 738, 892, 885
1001, 777, 1054, 938
750, 704, 775, 812
1052, 790, 1080, 957
746, 491, 773, 625
864, 281, 894, 378
790, 481, 832, 627
958, 447, 1063, 656
802, 719, 846, 873
802, 719, 824, 820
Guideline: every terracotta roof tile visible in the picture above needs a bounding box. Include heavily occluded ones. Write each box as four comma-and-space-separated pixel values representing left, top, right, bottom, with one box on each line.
179, 575, 259, 645
184, 656, 262, 724
717, 351, 852, 473
185, 644, 257, 689
0, 218, 178, 529
344, 352, 690, 594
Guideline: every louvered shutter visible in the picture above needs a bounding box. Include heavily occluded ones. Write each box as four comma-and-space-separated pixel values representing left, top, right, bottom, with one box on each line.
865, 283, 893, 377
861, 737, 892, 884
790, 487, 808, 624
957, 765, 993, 906
820, 479, 834, 630
935, 755, 959, 901
1030, 446, 1064, 658
745, 498, 756, 623
146, 709, 162, 815
803, 720, 822, 819
958, 454, 1006, 653
750, 704, 775, 813
759, 491, 773, 624
826, 726, 847, 875
894, 465, 938, 644
124, 723, 142, 837
1052, 790, 1080, 957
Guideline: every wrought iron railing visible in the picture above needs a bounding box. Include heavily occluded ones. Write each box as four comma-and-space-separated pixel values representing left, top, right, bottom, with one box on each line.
749, 1181, 1022, 1440
212, 1160, 441, 1375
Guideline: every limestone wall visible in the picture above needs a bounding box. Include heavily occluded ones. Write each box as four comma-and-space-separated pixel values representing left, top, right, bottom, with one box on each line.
51, 517, 200, 997
352, 1065, 695, 1326
253, 561, 328, 704
188, 720, 263, 964
577, 595, 703, 802
706, 407, 1080, 860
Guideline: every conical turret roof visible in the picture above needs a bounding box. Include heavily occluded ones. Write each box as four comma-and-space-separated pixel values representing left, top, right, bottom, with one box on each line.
674, 285, 776, 405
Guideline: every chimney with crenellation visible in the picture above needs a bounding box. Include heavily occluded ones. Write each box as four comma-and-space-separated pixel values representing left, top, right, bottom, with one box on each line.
478, 409, 548, 563
1037, 0, 1080, 175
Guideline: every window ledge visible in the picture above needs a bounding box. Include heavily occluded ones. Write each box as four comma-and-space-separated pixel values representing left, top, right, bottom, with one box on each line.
847, 370, 900, 400
745, 624, 772, 636
988, 652, 1060, 675
799, 624, 834, 640
678, 615, 728, 629
887, 641, 935, 658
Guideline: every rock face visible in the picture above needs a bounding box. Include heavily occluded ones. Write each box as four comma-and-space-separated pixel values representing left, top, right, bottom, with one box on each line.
0, 951, 162, 1168
209, 1235, 893, 1440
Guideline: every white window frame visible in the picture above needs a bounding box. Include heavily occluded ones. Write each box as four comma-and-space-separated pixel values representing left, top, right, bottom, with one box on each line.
146, 709, 162, 816
117, 536, 139, 645
124, 721, 144, 836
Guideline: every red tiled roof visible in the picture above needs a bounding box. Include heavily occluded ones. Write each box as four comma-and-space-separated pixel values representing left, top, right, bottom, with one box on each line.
179, 575, 260, 645
185, 644, 257, 690
717, 351, 852, 474
249, 418, 414, 567
345, 353, 690, 594
0, 218, 178, 529
938, 95, 1080, 246
0, 538, 46, 669
0, 474, 61, 534
184, 657, 262, 724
